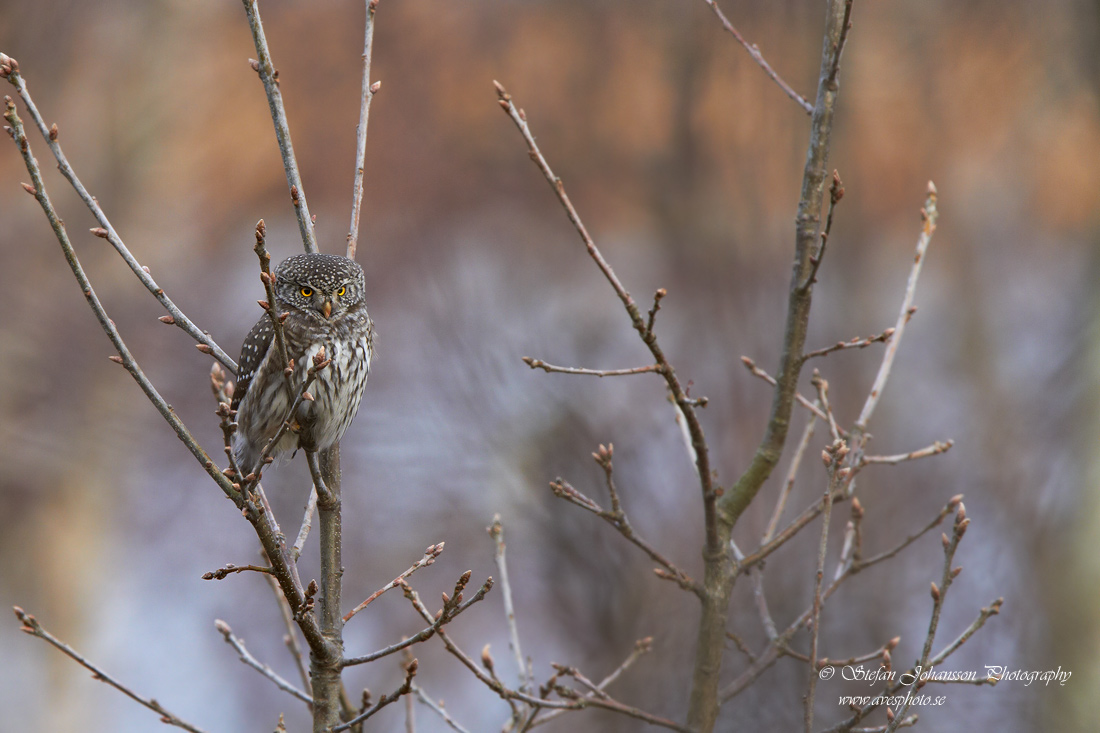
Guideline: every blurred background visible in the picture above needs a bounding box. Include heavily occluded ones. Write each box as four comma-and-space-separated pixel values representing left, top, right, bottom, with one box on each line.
1, 0, 1097, 730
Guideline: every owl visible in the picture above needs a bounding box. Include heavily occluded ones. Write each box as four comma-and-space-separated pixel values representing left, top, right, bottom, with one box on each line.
231, 253, 374, 477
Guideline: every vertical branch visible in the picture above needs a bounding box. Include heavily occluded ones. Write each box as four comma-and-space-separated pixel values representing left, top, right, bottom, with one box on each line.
241, 0, 318, 254
852, 183, 939, 438
690, 3, 854, 732
488, 515, 532, 693
347, 0, 381, 259
310, 445, 345, 731
719, 0, 854, 527
804, 441, 849, 732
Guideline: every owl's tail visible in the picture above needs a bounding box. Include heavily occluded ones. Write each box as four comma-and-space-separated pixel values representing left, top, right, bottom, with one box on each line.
232, 434, 263, 479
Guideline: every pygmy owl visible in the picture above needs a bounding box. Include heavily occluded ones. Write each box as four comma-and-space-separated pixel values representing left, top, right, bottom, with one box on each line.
231, 253, 374, 476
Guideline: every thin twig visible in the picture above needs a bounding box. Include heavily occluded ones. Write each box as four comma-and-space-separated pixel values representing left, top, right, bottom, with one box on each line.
885, 503, 969, 732
929, 598, 1003, 666
806, 442, 849, 733
741, 357, 833, 425
700, 0, 814, 114
834, 497, 864, 581
292, 486, 319, 561
13, 607, 209, 733
854, 183, 939, 434
201, 563, 273, 581
241, 0, 318, 254
645, 288, 667, 338
550, 478, 700, 596
750, 567, 779, 641
406, 681, 416, 733
2, 98, 243, 506
522, 357, 663, 378
344, 542, 445, 623
804, 328, 894, 361
851, 495, 962, 573
862, 440, 953, 466
494, 81, 718, 556
347, 0, 381, 259
738, 485, 850, 573
404, 585, 688, 731
818, 636, 900, 669
412, 684, 473, 733
343, 575, 494, 667
306, 449, 337, 506
0, 57, 237, 372
2, 95, 333, 661
811, 371, 842, 442
333, 658, 418, 732
763, 405, 818, 542
241, 349, 331, 487
819, 598, 1000, 733
253, 220, 290, 370
719, 0, 856, 528
724, 499, 969, 707
488, 516, 533, 693
800, 170, 845, 292
215, 619, 313, 706
264, 573, 312, 695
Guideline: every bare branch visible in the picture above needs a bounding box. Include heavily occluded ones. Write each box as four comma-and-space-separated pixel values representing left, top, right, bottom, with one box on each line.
292, 486, 318, 561
763, 406, 818, 542
929, 597, 1003, 667
850, 495, 962, 573
811, 371, 842, 442
862, 440, 953, 466
343, 575, 493, 667
1, 60, 237, 372
818, 635, 900, 669
750, 568, 779, 641
201, 562, 273, 581
13, 607, 209, 733
885, 503, 969, 733
800, 170, 845, 292
215, 619, 313, 706
738, 485, 850, 573
253, 221, 291, 370
741, 357, 833, 425
488, 516, 534, 693
412, 684, 473, 733
804, 328, 894, 361
347, 0, 381, 259
721, 0, 855, 524
854, 182, 939, 434
550, 477, 700, 596
493, 80, 718, 555
264, 573, 312, 695
404, 584, 687, 731
701, 0, 814, 113
333, 658, 418, 732
241, 0, 318, 254
240, 350, 331, 488
1, 104, 326, 656
645, 288, 667, 338
1, 98, 246, 508
344, 542, 445, 623
522, 357, 663, 378
805, 442, 850, 732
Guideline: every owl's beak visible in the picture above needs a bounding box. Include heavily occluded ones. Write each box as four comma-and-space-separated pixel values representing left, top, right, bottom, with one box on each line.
322, 299, 332, 319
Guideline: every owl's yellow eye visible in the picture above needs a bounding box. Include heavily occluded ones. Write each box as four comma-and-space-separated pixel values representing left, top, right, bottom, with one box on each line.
337, 286, 346, 297
300, 287, 313, 298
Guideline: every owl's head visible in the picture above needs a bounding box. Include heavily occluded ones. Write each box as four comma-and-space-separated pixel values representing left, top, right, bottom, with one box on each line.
274, 253, 366, 321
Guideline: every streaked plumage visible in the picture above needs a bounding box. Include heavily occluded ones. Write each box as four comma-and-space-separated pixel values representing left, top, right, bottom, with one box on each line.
232, 253, 374, 475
